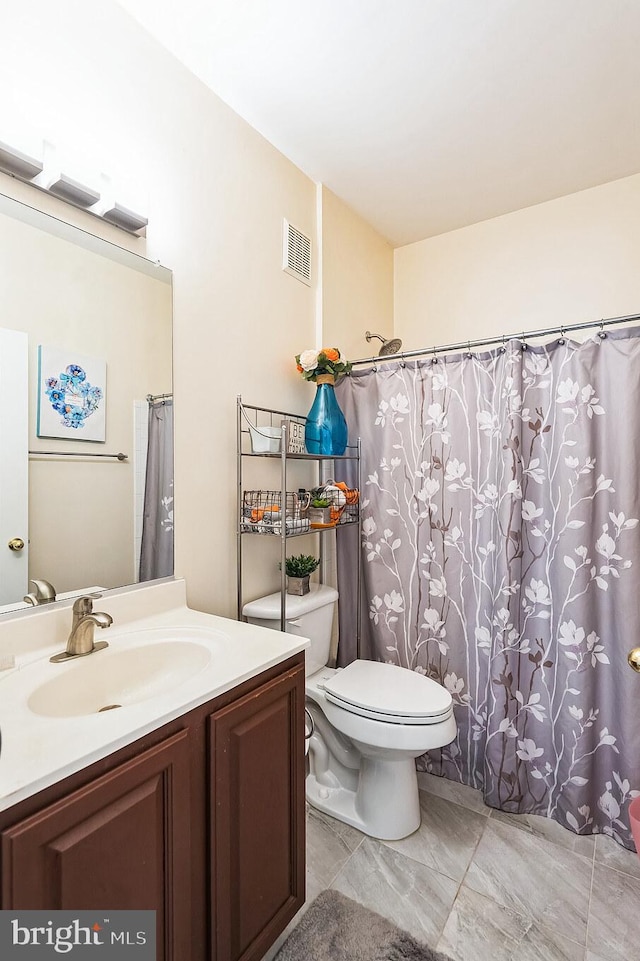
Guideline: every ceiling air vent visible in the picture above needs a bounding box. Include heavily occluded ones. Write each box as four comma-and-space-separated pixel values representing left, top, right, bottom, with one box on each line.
282, 219, 311, 286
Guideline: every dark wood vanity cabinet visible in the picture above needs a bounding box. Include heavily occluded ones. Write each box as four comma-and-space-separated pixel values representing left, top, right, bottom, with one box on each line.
0, 654, 306, 961
211, 666, 305, 961
1, 730, 193, 960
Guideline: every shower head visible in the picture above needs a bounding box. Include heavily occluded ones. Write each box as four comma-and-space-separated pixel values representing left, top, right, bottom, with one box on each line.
365, 331, 403, 356
378, 337, 403, 356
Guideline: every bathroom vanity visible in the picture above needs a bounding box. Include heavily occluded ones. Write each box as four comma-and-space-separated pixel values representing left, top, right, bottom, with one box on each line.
0, 579, 307, 961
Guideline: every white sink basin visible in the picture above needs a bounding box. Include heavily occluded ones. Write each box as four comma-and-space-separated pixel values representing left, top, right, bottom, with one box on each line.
27, 640, 213, 718
0, 579, 311, 814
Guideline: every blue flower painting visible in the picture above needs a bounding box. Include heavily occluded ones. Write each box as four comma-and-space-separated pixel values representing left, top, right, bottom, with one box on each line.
37, 347, 106, 441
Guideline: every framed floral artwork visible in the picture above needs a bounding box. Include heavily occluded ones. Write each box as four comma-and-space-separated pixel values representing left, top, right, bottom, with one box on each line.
36, 346, 107, 441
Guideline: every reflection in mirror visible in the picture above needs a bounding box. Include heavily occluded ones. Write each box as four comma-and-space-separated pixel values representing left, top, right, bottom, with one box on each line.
0, 192, 173, 613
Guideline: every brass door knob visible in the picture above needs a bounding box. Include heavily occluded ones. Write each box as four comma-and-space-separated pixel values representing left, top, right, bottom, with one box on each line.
628, 648, 640, 673
8, 537, 25, 552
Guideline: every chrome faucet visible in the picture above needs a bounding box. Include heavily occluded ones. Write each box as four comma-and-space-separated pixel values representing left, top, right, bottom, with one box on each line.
50, 595, 113, 663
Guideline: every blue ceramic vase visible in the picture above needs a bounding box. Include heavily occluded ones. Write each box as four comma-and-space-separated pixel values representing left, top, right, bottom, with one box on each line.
305, 375, 348, 455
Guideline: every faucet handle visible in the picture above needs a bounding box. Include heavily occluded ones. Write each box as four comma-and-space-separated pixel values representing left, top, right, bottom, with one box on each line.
72, 595, 100, 619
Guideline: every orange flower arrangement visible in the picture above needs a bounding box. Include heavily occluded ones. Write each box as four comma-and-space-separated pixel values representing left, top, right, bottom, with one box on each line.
295, 347, 352, 382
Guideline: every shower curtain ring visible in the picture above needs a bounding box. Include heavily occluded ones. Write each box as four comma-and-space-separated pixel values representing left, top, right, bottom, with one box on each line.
599, 319, 607, 339
467, 340, 473, 359
399, 351, 406, 368
558, 326, 565, 346
520, 332, 527, 350
432, 346, 438, 364
500, 334, 507, 353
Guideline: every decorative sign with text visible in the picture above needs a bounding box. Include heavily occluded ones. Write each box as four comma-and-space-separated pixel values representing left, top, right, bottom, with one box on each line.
285, 419, 306, 454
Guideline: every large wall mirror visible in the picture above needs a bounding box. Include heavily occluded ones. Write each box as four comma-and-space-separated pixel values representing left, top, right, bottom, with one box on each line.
0, 192, 173, 614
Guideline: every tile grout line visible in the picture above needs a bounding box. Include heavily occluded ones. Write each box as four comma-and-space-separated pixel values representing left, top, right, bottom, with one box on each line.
434, 803, 491, 953
324, 831, 365, 889
319, 810, 469, 952
447, 804, 596, 955
488, 811, 594, 953
584, 836, 597, 958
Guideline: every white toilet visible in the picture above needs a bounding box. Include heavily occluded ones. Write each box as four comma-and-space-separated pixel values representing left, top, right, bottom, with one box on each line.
242, 584, 457, 840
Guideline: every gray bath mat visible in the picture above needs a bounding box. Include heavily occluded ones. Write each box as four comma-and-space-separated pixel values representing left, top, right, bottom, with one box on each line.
274, 890, 452, 961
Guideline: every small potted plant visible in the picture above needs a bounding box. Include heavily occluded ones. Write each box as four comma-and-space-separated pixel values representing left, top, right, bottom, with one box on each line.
284, 554, 320, 595
308, 492, 332, 527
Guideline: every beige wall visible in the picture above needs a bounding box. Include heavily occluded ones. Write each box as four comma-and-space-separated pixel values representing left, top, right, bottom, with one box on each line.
4, 4, 637, 620
1, 0, 321, 617
394, 173, 640, 350
321, 186, 394, 362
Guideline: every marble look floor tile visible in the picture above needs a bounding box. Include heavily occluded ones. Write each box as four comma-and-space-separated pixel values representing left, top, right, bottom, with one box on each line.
593, 832, 640, 880
438, 885, 585, 961
587, 862, 640, 961
383, 791, 488, 882
304, 863, 328, 912
464, 819, 592, 944
417, 772, 490, 816
306, 804, 364, 887
489, 809, 596, 859
261, 912, 300, 961
261, 883, 324, 961
330, 836, 459, 946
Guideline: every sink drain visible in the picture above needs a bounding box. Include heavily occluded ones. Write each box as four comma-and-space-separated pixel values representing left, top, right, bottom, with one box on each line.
98, 704, 122, 712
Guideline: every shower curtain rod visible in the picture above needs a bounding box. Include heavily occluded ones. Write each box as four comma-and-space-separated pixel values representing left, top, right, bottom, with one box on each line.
146, 391, 173, 402
350, 310, 640, 367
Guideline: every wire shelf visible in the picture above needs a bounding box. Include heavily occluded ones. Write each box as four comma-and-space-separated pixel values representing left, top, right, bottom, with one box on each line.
240, 489, 359, 535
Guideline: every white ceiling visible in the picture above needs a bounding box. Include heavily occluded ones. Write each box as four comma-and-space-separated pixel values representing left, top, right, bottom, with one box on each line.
116, 0, 640, 247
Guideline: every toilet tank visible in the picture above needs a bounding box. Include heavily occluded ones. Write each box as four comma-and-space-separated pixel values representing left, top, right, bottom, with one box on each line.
242, 584, 339, 676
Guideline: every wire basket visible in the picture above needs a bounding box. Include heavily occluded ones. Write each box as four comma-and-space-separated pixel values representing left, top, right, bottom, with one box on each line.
241, 490, 311, 534
309, 482, 360, 528
307, 502, 359, 528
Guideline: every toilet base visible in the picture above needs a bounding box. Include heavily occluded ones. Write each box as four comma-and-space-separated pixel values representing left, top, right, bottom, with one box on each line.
306, 754, 421, 840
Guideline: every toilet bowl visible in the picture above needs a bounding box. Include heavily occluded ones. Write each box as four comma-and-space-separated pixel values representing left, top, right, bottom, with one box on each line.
242, 584, 457, 840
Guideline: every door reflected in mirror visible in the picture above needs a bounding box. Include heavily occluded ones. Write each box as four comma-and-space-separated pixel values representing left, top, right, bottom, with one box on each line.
0, 191, 173, 612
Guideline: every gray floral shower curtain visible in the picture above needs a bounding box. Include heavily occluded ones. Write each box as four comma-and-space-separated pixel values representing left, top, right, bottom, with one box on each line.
336, 330, 640, 849
139, 399, 174, 582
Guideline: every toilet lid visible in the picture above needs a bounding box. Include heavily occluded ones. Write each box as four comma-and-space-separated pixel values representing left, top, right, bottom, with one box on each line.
323, 660, 453, 724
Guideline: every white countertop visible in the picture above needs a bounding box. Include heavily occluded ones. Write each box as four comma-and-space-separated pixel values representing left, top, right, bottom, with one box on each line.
0, 579, 308, 813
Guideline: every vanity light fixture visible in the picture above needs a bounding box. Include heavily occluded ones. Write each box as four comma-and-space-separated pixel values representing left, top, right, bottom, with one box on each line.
0, 134, 148, 237
101, 201, 148, 234
47, 172, 101, 209
0, 139, 44, 181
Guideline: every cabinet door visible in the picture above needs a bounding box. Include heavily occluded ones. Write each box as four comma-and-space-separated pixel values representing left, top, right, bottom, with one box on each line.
210, 664, 305, 961
1, 729, 191, 961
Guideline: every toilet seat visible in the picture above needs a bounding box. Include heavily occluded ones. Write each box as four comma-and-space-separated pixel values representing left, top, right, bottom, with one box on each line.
322, 660, 453, 725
